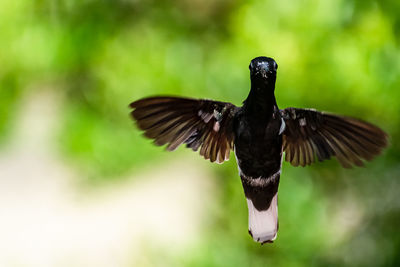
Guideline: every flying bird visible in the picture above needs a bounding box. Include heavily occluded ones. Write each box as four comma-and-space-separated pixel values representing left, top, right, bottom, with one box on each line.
129, 57, 388, 244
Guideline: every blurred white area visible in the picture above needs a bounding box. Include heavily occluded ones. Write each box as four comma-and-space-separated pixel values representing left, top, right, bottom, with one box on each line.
0, 90, 216, 266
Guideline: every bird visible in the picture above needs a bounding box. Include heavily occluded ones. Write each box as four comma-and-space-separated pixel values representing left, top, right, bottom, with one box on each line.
129, 56, 388, 244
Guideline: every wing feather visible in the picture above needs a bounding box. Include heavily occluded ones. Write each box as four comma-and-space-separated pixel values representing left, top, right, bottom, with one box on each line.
281, 108, 388, 168
130, 96, 238, 163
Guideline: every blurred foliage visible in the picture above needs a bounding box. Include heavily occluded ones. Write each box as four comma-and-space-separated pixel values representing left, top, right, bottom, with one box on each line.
1, 0, 400, 266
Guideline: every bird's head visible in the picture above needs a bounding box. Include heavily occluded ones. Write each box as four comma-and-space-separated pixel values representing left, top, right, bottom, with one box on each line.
249, 57, 278, 81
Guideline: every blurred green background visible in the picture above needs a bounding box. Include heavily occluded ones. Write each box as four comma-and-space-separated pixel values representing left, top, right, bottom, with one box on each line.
1, 0, 399, 266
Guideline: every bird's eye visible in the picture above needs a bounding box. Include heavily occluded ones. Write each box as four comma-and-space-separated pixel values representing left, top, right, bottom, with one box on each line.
273, 62, 278, 71
249, 63, 252, 70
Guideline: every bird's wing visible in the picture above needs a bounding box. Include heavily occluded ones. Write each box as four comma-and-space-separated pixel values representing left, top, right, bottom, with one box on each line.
130, 96, 239, 163
280, 107, 388, 168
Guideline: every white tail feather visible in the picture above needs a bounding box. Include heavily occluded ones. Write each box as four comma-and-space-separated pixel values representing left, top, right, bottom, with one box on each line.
246, 192, 278, 243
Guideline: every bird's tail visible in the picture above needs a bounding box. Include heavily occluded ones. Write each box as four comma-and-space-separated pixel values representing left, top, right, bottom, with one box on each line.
246, 192, 278, 244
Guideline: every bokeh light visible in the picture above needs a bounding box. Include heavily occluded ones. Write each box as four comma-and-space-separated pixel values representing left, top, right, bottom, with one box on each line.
0, 0, 399, 266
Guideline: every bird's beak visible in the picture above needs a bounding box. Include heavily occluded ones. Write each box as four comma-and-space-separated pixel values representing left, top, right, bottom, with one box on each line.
256, 69, 270, 79
261, 69, 269, 79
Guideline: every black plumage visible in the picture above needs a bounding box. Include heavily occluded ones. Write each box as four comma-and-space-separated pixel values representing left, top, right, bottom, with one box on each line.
129, 56, 388, 244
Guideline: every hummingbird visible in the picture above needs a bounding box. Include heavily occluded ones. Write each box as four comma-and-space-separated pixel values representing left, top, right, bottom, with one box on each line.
129, 56, 388, 244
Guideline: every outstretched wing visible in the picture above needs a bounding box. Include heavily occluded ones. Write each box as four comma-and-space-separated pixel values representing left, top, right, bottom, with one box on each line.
280, 107, 388, 168
130, 96, 239, 163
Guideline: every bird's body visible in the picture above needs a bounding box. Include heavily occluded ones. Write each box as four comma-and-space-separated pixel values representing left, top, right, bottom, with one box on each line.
234, 109, 283, 242
233, 59, 284, 242
234, 106, 283, 184
129, 57, 388, 244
